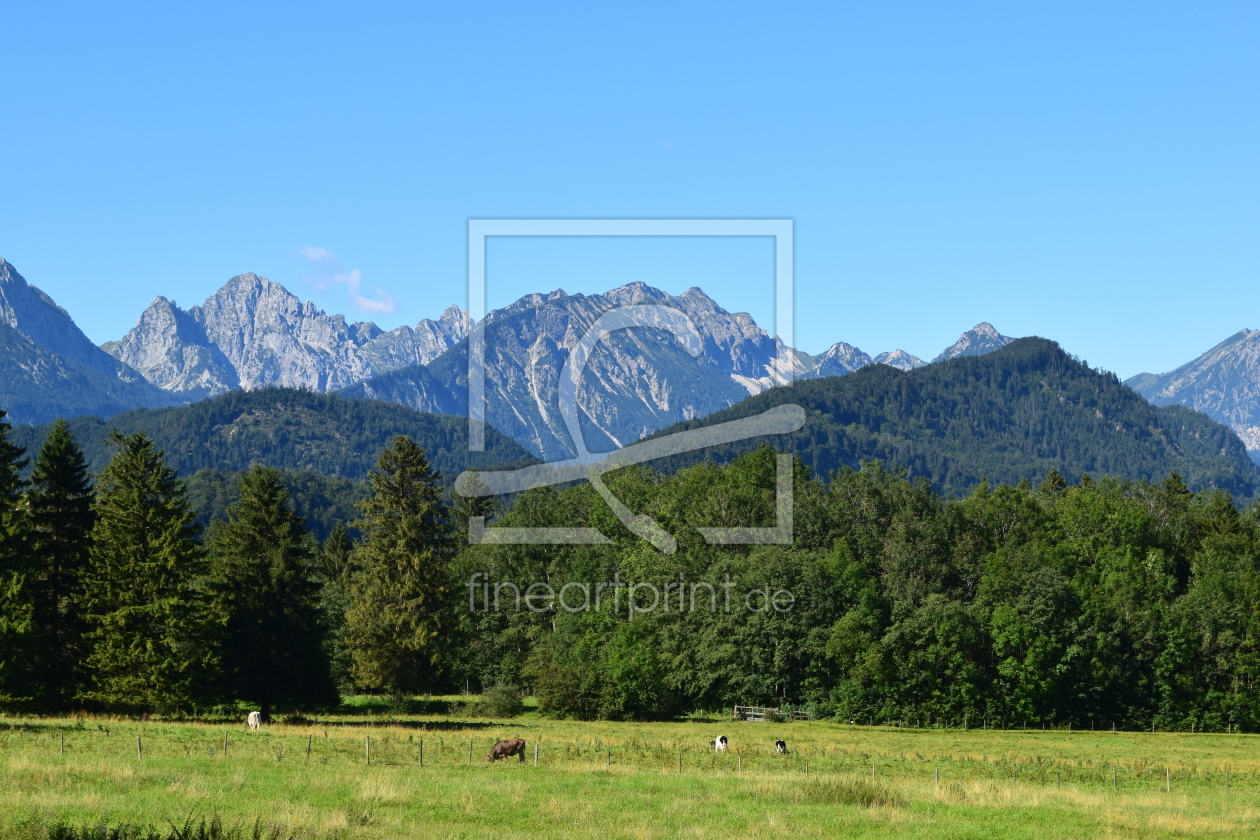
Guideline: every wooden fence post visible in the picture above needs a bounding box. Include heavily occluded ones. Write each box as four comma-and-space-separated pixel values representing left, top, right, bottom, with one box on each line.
419, 740, 424, 767
534, 743, 538, 766
468, 740, 473, 764
678, 752, 682, 773
365, 736, 370, 766
223, 732, 228, 757
1166, 767, 1170, 792
60, 732, 65, 756
1112, 765, 1117, 789
306, 734, 312, 763
136, 736, 142, 760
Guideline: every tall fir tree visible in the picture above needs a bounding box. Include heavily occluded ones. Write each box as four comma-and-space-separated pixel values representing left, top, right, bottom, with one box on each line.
27, 420, 95, 709
82, 433, 210, 712
0, 408, 32, 707
344, 435, 451, 696
208, 465, 336, 717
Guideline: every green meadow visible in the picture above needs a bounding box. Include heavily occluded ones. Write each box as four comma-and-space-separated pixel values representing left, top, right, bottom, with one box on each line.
2, 703, 1259, 839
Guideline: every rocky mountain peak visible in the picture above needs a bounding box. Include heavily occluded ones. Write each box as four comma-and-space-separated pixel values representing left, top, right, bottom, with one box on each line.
874, 349, 927, 371
934, 322, 1015, 363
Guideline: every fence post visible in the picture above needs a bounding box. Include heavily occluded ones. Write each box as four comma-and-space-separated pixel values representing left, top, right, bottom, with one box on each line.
738, 755, 742, 774
606, 750, 611, 769
934, 767, 939, 788
534, 743, 538, 766
365, 736, 370, 766
60, 732, 65, 756
1112, 765, 1117, 789
306, 735, 312, 763
223, 732, 228, 757
136, 736, 142, 760
678, 752, 682, 773
1166, 767, 1170, 792
419, 740, 424, 767
468, 740, 473, 765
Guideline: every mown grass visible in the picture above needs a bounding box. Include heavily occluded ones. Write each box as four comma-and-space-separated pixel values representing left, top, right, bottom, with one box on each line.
2, 704, 1259, 838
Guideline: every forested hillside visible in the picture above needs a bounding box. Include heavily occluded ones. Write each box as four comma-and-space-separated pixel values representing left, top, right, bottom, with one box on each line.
7, 387, 534, 482
644, 338, 1260, 498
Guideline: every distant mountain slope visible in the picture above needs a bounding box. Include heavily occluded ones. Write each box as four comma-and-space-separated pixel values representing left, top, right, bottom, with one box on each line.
1125, 329, 1260, 458
0, 259, 179, 424
8, 387, 533, 482
642, 337, 1260, 498
105, 273, 469, 399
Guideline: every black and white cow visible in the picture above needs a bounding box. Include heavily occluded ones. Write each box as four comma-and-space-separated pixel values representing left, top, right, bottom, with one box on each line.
774, 739, 787, 754
709, 735, 728, 752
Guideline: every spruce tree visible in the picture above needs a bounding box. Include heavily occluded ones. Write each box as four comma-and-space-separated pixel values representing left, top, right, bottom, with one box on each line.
82, 433, 209, 712
344, 436, 451, 696
27, 420, 95, 709
207, 465, 336, 717
0, 408, 33, 707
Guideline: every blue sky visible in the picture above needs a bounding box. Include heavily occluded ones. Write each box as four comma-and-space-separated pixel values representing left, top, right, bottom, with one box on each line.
2, 1, 1257, 377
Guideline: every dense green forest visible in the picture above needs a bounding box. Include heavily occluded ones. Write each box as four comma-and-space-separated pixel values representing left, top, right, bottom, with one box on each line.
183, 468, 366, 542
648, 338, 1260, 499
4, 403, 1260, 732
7, 387, 534, 482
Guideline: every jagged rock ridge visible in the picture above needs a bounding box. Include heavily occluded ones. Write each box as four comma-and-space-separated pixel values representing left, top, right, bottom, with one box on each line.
106, 274, 470, 398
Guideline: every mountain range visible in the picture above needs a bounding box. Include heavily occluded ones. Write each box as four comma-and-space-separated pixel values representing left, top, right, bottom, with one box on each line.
0, 257, 993, 459
9, 254, 1259, 488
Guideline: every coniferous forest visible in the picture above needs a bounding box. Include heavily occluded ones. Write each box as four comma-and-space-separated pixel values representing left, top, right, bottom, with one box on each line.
3, 402, 1260, 732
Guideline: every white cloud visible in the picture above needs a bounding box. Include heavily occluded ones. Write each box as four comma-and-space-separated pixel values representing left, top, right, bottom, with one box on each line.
297, 247, 396, 314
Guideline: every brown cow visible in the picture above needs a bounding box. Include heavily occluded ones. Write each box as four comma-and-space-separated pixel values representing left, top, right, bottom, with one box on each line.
486, 738, 527, 762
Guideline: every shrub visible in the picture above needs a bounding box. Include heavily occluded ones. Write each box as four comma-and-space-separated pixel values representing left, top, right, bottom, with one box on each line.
478, 683, 523, 718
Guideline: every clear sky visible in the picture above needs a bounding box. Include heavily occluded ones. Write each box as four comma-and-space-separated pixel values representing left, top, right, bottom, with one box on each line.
2, 1, 1257, 378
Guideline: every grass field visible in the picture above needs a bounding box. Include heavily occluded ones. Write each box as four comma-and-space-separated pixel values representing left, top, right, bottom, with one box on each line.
2, 702, 1259, 839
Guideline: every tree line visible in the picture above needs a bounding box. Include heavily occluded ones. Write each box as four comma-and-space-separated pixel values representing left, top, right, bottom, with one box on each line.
4, 403, 1260, 731
0, 409, 452, 717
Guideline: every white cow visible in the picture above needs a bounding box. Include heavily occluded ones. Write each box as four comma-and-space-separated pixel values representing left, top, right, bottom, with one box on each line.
247, 711, 262, 730
710, 735, 728, 752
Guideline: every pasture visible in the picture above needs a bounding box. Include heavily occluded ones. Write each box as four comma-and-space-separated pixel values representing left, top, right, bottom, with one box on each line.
2, 704, 1258, 839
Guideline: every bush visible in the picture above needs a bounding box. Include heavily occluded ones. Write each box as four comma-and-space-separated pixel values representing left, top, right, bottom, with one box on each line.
479, 684, 523, 718
534, 665, 597, 719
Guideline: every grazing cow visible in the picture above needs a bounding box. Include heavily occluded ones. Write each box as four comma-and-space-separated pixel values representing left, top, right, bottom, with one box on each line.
486, 738, 527, 762
709, 735, 728, 752
247, 711, 261, 731
775, 739, 787, 754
